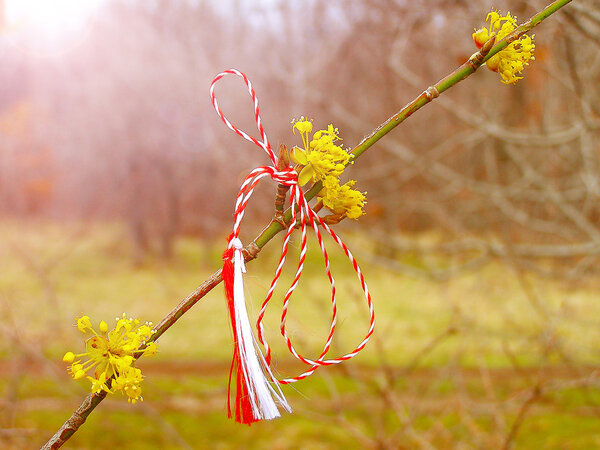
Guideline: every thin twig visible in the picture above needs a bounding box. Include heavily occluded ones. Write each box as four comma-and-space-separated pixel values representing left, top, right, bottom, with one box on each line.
42, 1, 573, 447
502, 383, 543, 450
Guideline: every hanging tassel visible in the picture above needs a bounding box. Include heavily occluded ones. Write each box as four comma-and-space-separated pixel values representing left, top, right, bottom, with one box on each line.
223, 237, 291, 424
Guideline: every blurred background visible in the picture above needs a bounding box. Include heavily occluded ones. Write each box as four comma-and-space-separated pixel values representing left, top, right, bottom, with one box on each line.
1, 0, 600, 447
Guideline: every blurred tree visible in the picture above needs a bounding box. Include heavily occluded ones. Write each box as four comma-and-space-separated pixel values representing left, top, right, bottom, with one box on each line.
0, 0, 597, 273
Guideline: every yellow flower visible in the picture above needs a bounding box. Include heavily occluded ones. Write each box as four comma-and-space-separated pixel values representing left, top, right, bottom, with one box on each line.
292, 117, 313, 136
289, 116, 367, 219
112, 366, 145, 403
290, 119, 353, 186
143, 341, 158, 357
63, 314, 157, 403
87, 374, 111, 394
319, 179, 367, 219
77, 315, 92, 333
472, 10, 535, 85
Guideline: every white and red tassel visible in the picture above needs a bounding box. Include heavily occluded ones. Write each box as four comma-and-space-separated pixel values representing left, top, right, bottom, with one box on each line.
222, 237, 291, 424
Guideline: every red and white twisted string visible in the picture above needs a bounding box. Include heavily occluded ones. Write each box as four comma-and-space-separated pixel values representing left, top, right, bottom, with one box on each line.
211, 69, 375, 422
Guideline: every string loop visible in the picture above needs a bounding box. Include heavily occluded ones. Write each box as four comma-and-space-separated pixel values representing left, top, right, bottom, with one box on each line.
212, 69, 375, 387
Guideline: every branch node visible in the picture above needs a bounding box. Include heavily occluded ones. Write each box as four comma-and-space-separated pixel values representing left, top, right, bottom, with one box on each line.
273, 211, 287, 228
243, 242, 261, 261
424, 86, 439, 101
274, 144, 291, 220
468, 33, 496, 70
70, 411, 87, 428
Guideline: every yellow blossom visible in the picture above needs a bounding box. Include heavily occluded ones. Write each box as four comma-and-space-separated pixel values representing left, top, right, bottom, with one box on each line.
292, 116, 313, 135
63, 314, 157, 403
143, 342, 158, 356
472, 10, 535, 85
290, 117, 367, 220
319, 179, 367, 219
112, 366, 145, 403
87, 374, 110, 394
77, 315, 92, 333
290, 119, 353, 186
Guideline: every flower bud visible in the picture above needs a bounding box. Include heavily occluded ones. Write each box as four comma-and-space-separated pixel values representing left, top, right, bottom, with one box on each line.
62, 351, 75, 363
472, 28, 489, 49
485, 54, 500, 72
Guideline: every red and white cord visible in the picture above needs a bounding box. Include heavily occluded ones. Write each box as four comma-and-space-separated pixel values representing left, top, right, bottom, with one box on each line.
211, 69, 375, 423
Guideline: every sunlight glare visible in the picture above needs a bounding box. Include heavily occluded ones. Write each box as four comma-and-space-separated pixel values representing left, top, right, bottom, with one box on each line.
5, 0, 105, 36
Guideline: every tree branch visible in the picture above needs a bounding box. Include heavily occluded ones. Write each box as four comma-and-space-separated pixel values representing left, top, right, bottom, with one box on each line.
42, 1, 573, 447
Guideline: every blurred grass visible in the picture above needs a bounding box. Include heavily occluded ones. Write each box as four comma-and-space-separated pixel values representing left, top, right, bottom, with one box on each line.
0, 220, 599, 448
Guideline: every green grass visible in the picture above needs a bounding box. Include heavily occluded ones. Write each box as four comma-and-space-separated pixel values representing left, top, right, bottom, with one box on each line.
1, 220, 599, 448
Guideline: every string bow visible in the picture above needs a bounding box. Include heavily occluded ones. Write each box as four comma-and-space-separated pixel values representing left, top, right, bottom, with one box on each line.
211, 69, 375, 425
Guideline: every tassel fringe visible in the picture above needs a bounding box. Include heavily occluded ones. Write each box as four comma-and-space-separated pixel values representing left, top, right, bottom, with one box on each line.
223, 238, 291, 424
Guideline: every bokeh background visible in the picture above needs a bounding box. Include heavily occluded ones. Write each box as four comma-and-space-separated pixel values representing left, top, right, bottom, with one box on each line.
1, 0, 600, 448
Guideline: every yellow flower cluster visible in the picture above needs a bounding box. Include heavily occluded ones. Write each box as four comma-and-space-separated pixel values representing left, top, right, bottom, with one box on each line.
321, 180, 366, 220
472, 11, 535, 85
63, 314, 157, 404
290, 118, 366, 219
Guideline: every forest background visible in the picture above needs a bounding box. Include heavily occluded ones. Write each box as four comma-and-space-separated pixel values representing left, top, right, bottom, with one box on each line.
1, 0, 600, 447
